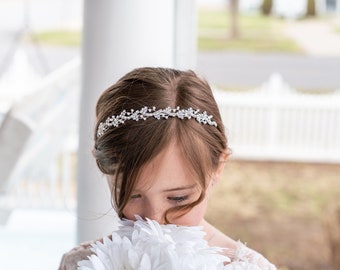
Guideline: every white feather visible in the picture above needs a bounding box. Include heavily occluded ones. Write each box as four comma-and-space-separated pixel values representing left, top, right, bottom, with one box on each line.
78, 217, 272, 270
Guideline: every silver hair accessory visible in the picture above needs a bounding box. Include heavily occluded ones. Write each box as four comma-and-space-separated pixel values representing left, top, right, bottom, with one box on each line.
97, 106, 218, 138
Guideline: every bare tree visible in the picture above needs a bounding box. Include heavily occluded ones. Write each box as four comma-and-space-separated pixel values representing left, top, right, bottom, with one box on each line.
229, 0, 239, 39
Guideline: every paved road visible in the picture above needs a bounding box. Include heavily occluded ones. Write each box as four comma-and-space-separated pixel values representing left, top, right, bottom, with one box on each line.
1, 0, 339, 91
1, 44, 339, 91
197, 51, 340, 90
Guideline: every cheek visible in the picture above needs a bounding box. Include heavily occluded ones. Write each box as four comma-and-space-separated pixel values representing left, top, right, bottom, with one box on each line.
170, 199, 208, 226
122, 203, 138, 220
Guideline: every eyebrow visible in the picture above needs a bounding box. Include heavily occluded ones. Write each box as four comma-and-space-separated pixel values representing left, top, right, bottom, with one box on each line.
162, 184, 196, 192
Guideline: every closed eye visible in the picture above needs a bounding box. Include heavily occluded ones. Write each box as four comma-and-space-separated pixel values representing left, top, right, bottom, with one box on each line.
167, 195, 189, 203
130, 194, 141, 199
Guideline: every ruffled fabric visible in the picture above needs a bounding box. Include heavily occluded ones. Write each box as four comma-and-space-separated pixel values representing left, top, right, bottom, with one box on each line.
77, 217, 276, 270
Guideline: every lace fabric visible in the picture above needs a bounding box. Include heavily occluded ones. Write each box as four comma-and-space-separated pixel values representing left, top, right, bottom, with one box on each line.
224, 241, 277, 270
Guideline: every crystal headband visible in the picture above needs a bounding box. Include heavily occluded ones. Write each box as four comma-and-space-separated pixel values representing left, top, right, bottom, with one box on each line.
97, 106, 217, 138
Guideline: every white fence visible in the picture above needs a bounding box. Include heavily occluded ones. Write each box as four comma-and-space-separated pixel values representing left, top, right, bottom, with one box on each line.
1, 64, 340, 217
215, 73, 340, 163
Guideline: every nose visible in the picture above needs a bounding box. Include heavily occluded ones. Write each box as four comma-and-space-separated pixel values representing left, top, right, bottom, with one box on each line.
141, 202, 165, 224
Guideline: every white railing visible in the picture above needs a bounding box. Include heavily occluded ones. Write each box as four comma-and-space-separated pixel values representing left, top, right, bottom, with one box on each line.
215, 73, 340, 163
1, 67, 339, 219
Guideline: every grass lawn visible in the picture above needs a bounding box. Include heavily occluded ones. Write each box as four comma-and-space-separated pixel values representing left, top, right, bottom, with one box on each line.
207, 160, 340, 270
32, 30, 81, 47
198, 9, 302, 53
335, 26, 340, 34
32, 9, 302, 54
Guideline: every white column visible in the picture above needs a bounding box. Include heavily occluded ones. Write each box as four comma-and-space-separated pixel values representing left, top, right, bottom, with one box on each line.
174, 0, 197, 69
78, 0, 197, 243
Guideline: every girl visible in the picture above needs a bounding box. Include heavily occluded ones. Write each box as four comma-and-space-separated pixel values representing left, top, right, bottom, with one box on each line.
59, 67, 276, 270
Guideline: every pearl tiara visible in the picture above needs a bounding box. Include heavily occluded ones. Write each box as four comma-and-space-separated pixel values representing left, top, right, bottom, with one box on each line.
97, 106, 218, 138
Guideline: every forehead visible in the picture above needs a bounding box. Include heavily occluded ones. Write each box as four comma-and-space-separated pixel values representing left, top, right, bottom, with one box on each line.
135, 140, 197, 192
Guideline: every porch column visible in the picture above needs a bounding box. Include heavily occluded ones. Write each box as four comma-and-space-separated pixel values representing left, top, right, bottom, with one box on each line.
78, 0, 197, 243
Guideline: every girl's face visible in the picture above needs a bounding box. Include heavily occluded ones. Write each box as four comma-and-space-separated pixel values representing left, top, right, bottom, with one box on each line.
122, 140, 216, 226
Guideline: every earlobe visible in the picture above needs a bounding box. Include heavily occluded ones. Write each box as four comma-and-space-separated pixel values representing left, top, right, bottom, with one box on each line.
222, 148, 231, 160
214, 151, 229, 183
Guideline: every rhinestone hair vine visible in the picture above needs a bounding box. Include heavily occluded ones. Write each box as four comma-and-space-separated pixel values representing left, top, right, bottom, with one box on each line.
97, 106, 218, 138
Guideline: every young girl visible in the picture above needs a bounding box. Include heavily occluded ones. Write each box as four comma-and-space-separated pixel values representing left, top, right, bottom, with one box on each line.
59, 67, 277, 270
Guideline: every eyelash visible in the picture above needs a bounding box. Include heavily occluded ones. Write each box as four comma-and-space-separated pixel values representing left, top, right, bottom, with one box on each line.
129, 194, 189, 203
167, 195, 189, 203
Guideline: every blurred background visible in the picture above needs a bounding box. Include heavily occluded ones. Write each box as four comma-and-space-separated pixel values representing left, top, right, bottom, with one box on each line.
0, 0, 339, 269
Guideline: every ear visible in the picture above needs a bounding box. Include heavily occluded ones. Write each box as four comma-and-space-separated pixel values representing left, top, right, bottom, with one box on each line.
106, 175, 114, 193
212, 150, 230, 184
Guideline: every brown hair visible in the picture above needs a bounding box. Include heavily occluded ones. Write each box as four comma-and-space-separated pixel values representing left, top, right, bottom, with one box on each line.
93, 67, 228, 222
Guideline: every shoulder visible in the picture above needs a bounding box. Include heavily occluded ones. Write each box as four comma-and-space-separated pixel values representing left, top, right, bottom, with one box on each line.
58, 240, 94, 270
226, 241, 277, 270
